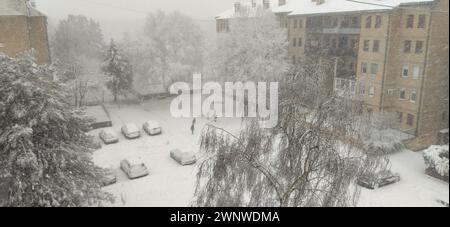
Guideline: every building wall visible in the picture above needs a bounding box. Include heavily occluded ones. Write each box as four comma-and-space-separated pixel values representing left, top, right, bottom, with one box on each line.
287, 15, 306, 64
357, 12, 390, 113
0, 16, 30, 57
414, 0, 450, 149
0, 14, 50, 64
28, 16, 50, 64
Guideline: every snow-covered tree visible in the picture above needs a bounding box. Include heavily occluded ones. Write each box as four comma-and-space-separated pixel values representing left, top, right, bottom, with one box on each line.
0, 54, 112, 207
102, 40, 133, 103
123, 11, 204, 91
206, 12, 289, 82
194, 69, 376, 207
51, 15, 105, 107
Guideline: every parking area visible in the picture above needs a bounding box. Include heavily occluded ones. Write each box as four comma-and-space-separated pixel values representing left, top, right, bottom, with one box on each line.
90, 98, 242, 206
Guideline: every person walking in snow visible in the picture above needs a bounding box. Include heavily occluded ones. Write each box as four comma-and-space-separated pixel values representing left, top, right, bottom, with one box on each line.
190, 118, 196, 135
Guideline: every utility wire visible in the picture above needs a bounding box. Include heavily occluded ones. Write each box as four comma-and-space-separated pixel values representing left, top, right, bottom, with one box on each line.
75, 0, 214, 21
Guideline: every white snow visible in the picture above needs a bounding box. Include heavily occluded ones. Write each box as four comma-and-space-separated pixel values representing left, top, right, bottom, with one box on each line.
92, 97, 448, 207
217, 0, 435, 18
358, 150, 449, 207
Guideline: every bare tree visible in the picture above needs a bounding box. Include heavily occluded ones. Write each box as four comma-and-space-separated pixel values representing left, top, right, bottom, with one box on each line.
193, 66, 377, 207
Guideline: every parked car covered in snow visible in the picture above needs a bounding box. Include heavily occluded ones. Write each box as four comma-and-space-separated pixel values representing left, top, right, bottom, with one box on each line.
121, 123, 141, 139
99, 128, 119, 144
170, 149, 196, 166
120, 158, 149, 179
143, 121, 162, 136
102, 168, 117, 186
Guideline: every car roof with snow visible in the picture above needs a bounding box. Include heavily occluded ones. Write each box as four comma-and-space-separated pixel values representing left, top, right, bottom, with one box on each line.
102, 128, 116, 134
125, 157, 145, 166
145, 120, 160, 128
124, 123, 139, 131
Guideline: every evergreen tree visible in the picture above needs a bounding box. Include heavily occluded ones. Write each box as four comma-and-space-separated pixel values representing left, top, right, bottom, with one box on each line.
102, 40, 133, 102
0, 54, 112, 207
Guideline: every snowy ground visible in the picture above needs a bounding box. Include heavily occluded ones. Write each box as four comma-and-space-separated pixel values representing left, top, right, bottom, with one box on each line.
91, 98, 449, 207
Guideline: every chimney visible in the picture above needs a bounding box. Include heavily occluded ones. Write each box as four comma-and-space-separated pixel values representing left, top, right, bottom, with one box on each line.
234, 1, 241, 13
263, 0, 270, 9
279, 0, 286, 6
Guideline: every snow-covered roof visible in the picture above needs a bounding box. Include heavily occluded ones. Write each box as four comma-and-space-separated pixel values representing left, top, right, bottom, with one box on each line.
216, 0, 435, 19
287, 0, 435, 16
0, 0, 45, 16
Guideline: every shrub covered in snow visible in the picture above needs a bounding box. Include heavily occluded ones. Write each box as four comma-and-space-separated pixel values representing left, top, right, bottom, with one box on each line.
362, 129, 406, 156
423, 145, 449, 182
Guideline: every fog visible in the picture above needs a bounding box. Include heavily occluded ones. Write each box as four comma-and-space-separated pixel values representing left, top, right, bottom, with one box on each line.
35, 0, 236, 39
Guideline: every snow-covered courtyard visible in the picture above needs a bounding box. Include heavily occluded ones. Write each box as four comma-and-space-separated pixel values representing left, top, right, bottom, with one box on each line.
91, 98, 449, 207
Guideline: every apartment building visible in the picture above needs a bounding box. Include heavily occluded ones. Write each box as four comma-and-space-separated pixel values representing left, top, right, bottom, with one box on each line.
217, 0, 449, 150
0, 0, 50, 64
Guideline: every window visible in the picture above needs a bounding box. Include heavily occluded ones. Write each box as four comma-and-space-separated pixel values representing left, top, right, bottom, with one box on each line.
406, 15, 414, 28
335, 79, 340, 89
400, 89, 406, 100
418, 15, 426, 28
293, 19, 298, 28
371, 63, 378, 74
404, 40, 412, 53
339, 36, 348, 49
373, 40, 380, 52
292, 38, 297, 47
359, 83, 366, 95
397, 112, 404, 123
413, 66, 420, 79
375, 15, 382, 28
402, 66, 409, 77
361, 62, 368, 73
411, 89, 417, 102
368, 86, 375, 97
387, 89, 394, 95
298, 38, 303, 47
407, 114, 415, 126
415, 41, 424, 54
363, 40, 370, 51
350, 39, 358, 49
331, 38, 337, 48
299, 19, 303, 28
292, 56, 296, 64
365, 16, 372, 28
352, 16, 359, 28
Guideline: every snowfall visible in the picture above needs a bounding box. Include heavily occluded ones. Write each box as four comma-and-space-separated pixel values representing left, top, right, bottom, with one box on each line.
90, 97, 449, 207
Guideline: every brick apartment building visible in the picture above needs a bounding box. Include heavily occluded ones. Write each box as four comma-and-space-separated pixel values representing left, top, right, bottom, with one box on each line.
0, 0, 50, 64
216, 0, 449, 150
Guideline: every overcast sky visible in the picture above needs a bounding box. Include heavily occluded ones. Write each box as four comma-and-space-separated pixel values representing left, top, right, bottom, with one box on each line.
35, 0, 236, 39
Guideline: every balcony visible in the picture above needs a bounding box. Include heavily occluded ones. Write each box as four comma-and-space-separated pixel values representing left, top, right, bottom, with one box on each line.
322, 27, 360, 35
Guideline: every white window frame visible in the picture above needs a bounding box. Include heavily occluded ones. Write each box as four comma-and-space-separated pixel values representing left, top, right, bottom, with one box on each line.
412, 66, 420, 79
368, 86, 375, 97
387, 89, 394, 95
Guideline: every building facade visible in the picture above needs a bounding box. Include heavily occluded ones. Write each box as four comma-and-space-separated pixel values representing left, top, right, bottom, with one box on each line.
217, 0, 449, 150
0, 0, 50, 64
